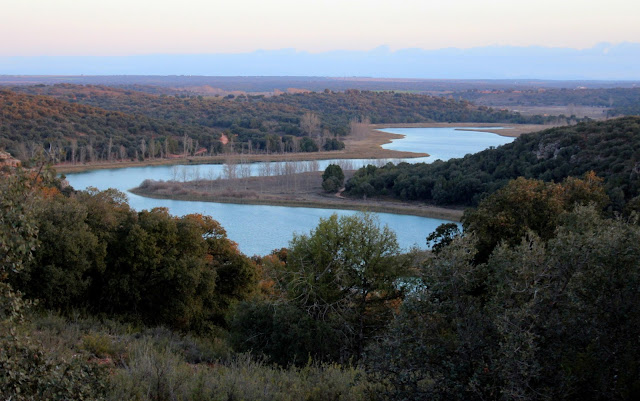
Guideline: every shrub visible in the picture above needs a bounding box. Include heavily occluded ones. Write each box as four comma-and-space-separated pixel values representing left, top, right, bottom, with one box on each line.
322, 164, 345, 193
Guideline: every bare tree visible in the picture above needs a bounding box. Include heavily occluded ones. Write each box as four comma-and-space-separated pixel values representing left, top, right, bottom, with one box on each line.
87, 144, 95, 163
292, 136, 300, 153
57, 146, 66, 164
300, 112, 321, 137
107, 137, 113, 161
140, 139, 147, 160
170, 165, 180, 181
183, 134, 187, 156
15, 143, 28, 162
337, 159, 355, 171
191, 166, 201, 182
179, 166, 189, 182
238, 158, 252, 179
349, 116, 371, 139
223, 157, 238, 181
70, 140, 77, 164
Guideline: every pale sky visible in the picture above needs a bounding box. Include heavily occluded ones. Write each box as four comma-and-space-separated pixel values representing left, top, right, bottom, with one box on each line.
1, 0, 639, 56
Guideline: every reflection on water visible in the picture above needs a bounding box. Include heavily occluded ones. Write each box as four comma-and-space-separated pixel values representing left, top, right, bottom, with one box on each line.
65, 127, 514, 255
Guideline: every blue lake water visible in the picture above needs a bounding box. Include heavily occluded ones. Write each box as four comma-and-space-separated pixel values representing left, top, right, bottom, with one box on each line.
379, 126, 512, 162
65, 127, 514, 255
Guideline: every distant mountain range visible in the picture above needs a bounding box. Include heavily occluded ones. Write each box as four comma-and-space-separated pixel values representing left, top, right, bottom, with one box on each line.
1, 43, 639, 80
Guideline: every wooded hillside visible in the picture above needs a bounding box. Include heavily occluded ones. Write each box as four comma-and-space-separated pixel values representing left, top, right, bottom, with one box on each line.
0, 90, 222, 163
3, 84, 554, 163
345, 117, 640, 210
451, 87, 640, 116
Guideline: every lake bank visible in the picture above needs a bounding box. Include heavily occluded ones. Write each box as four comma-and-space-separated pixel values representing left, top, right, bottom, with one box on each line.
54, 128, 426, 174
370, 122, 546, 137
55, 123, 543, 174
130, 171, 465, 221
63, 125, 519, 254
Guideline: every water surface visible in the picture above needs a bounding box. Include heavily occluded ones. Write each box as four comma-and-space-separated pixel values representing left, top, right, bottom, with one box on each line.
65, 127, 514, 255
379, 126, 511, 162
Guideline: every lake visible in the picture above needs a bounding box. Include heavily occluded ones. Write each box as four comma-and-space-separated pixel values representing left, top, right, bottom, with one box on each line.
65, 126, 513, 255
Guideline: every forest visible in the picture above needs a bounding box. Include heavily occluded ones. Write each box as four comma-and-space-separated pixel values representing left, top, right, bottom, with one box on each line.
0, 83, 560, 164
0, 90, 225, 162
2, 155, 640, 400
5, 75, 631, 93
2, 83, 640, 400
345, 117, 640, 211
450, 87, 640, 116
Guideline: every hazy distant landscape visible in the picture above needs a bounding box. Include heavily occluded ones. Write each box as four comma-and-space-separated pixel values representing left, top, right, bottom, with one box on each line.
2, 43, 640, 79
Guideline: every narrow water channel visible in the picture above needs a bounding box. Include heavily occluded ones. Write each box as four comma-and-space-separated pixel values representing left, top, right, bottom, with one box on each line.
65, 127, 513, 255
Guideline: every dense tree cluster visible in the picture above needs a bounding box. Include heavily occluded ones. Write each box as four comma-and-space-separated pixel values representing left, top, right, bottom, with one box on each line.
230, 213, 415, 365
451, 87, 640, 111
3, 161, 640, 399
263, 89, 548, 133
6, 179, 257, 331
4, 84, 556, 162
367, 176, 640, 400
346, 117, 640, 210
0, 90, 224, 163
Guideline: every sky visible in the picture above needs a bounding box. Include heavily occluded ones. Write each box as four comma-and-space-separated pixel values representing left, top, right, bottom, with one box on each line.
2, 0, 640, 56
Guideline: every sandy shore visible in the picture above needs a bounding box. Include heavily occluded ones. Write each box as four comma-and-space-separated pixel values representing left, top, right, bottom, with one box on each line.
55, 123, 545, 173
370, 122, 548, 138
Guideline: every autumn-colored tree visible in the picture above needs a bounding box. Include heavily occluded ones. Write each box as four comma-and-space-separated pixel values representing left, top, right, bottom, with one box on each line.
462, 172, 609, 262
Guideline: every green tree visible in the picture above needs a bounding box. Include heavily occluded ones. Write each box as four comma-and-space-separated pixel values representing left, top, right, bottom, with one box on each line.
322, 164, 345, 193
271, 213, 414, 361
10, 186, 257, 332
368, 205, 640, 400
1, 170, 41, 276
15, 193, 106, 310
426, 222, 461, 254
0, 170, 107, 401
229, 301, 340, 366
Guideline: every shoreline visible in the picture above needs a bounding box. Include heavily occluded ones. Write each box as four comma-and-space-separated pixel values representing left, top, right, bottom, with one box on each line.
55, 129, 426, 174
370, 122, 547, 138
55, 123, 544, 174
130, 186, 465, 221
61, 122, 544, 220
